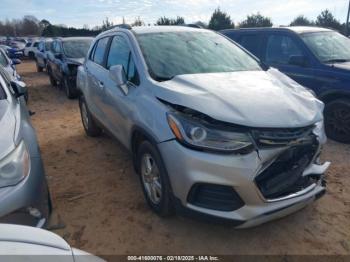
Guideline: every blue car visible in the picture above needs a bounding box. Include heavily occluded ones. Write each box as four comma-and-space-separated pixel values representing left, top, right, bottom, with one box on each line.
222, 26, 350, 143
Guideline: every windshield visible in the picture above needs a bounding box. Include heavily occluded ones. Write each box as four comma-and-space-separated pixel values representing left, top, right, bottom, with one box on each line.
136, 31, 262, 81
301, 31, 350, 63
62, 39, 92, 58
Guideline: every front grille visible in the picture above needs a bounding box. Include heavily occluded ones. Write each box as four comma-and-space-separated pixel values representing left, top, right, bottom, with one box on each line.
255, 140, 319, 200
252, 126, 315, 148
187, 183, 245, 211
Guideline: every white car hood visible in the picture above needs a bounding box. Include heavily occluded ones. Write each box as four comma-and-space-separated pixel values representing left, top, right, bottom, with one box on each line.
0, 100, 16, 159
154, 69, 324, 128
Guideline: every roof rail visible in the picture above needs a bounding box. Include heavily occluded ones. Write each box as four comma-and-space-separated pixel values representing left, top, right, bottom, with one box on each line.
112, 24, 132, 30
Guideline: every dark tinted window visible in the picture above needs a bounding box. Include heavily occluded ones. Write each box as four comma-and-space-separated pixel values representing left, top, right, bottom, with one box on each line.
33, 42, 39, 48
93, 37, 109, 66
0, 84, 5, 99
107, 36, 139, 85
265, 34, 303, 64
238, 34, 262, 57
25, 42, 31, 47
45, 41, 52, 51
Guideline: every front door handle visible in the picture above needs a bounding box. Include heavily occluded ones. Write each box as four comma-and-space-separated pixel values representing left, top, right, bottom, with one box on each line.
98, 81, 104, 89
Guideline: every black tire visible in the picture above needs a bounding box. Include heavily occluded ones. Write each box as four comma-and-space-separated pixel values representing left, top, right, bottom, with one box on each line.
48, 69, 57, 87
324, 98, 350, 143
63, 76, 78, 99
36, 61, 43, 72
29, 52, 35, 60
136, 141, 175, 217
79, 95, 102, 137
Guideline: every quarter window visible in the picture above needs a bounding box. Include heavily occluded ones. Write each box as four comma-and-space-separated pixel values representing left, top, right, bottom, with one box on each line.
107, 36, 139, 85
0, 51, 8, 66
265, 34, 303, 65
93, 37, 109, 66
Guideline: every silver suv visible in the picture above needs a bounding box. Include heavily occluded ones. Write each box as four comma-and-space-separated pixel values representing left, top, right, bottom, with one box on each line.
77, 26, 330, 228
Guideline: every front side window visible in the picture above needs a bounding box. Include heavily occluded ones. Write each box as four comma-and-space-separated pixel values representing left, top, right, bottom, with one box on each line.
136, 31, 262, 81
45, 41, 52, 51
93, 37, 109, 66
106, 36, 139, 84
265, 34, 303, 65
239, 34, 262, 58
63, 39, 92, 59
33, 42, 39, 48
301, 31, 350, 63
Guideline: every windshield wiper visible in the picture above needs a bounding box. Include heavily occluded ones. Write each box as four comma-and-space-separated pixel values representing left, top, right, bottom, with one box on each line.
324, 58, 350, 64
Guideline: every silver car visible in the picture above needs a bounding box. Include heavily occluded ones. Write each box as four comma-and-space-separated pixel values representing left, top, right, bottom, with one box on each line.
77, 26, 330, 228
0, 67, 51, 227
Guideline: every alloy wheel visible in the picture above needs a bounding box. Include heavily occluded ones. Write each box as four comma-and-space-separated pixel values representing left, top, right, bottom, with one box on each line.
141, 153, 162, 205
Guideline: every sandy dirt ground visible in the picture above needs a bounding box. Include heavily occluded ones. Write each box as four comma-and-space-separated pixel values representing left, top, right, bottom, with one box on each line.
18, 60, 350, 255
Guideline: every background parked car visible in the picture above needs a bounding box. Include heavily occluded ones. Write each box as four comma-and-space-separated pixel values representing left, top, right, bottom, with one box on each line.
0, 44, 23, 59
47, 37, 93, 99
24, 40, 39, 59
0, 224, 105, 261
0, 66, 51, 227
35, 39, 53, 72
0, 48, 21, 81
222, 26, 350, 143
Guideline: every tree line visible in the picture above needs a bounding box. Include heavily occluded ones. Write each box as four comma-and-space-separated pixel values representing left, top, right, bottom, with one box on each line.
0, 8, 347, 37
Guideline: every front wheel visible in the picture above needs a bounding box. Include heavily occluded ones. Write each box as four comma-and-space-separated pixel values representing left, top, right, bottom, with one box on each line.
324, 98, 350, 143
79, 96, 102, 137
48, 69, 57, 87
136, 141, 174, 217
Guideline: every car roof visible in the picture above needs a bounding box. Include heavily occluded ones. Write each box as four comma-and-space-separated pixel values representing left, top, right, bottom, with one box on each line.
99, 25, 208, 38
57, 37, 94, 42
221, 26, 333, 35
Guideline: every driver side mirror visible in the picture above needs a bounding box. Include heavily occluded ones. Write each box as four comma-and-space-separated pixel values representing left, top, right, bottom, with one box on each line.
288, 55, 307, 67
109, 65, 128, 95
11, 80, 27, 98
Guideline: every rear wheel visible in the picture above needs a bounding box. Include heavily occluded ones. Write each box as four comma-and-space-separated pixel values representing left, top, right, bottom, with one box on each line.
324, 98, 350, 143
36, 60, 43, 72
48, 69, 57, 87
136, 141, 175, 217
63, 76, 78, 99
79, 95, 102, 137
29, 52, 35, 60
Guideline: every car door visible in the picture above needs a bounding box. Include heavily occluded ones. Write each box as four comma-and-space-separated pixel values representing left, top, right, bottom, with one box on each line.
53, 41, 64, 81
84, 36, 111, 125
37, 42, 45, 67
101, 34, 140, 145
262, 32, 315, 88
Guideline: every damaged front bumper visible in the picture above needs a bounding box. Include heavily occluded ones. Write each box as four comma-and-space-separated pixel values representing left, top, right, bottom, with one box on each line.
158, 132, 329, 228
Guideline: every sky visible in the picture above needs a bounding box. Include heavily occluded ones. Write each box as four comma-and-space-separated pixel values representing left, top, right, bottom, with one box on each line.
0, 0, 348, 28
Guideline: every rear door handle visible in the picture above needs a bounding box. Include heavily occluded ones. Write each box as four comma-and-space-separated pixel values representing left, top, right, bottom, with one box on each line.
98, 81, 104, 89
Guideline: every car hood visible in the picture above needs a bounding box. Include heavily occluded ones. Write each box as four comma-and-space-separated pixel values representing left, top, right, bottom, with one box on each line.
0, 100, 16, 159
66, 57, 85, 65
154, 69, 324, 128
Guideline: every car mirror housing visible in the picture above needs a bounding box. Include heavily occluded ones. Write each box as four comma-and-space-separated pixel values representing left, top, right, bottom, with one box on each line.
288, 55, 307, 67
11, 80, 27, 98
109, 65, 128, 95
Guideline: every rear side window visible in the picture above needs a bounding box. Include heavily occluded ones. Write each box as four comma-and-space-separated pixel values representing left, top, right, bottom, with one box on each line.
238, 34, 262, 58
92, 37, 109, 66
33, 42, 39, 48
265, 34, 303, 64
107, 36, 139, 85
25, 42, 31, 47
45, 41, 52, 51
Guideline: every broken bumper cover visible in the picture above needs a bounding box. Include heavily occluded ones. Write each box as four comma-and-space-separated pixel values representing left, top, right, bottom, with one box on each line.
0, 156, 50, 228
158, 140, 329, 228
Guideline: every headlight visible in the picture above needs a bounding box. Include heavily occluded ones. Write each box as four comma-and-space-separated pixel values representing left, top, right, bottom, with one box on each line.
167, 113, 253, 153
0, 141, 30, 188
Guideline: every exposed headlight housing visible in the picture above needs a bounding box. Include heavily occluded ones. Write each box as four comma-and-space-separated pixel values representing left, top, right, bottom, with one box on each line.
167, 112, 253, 153
0, 141, 30, 188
